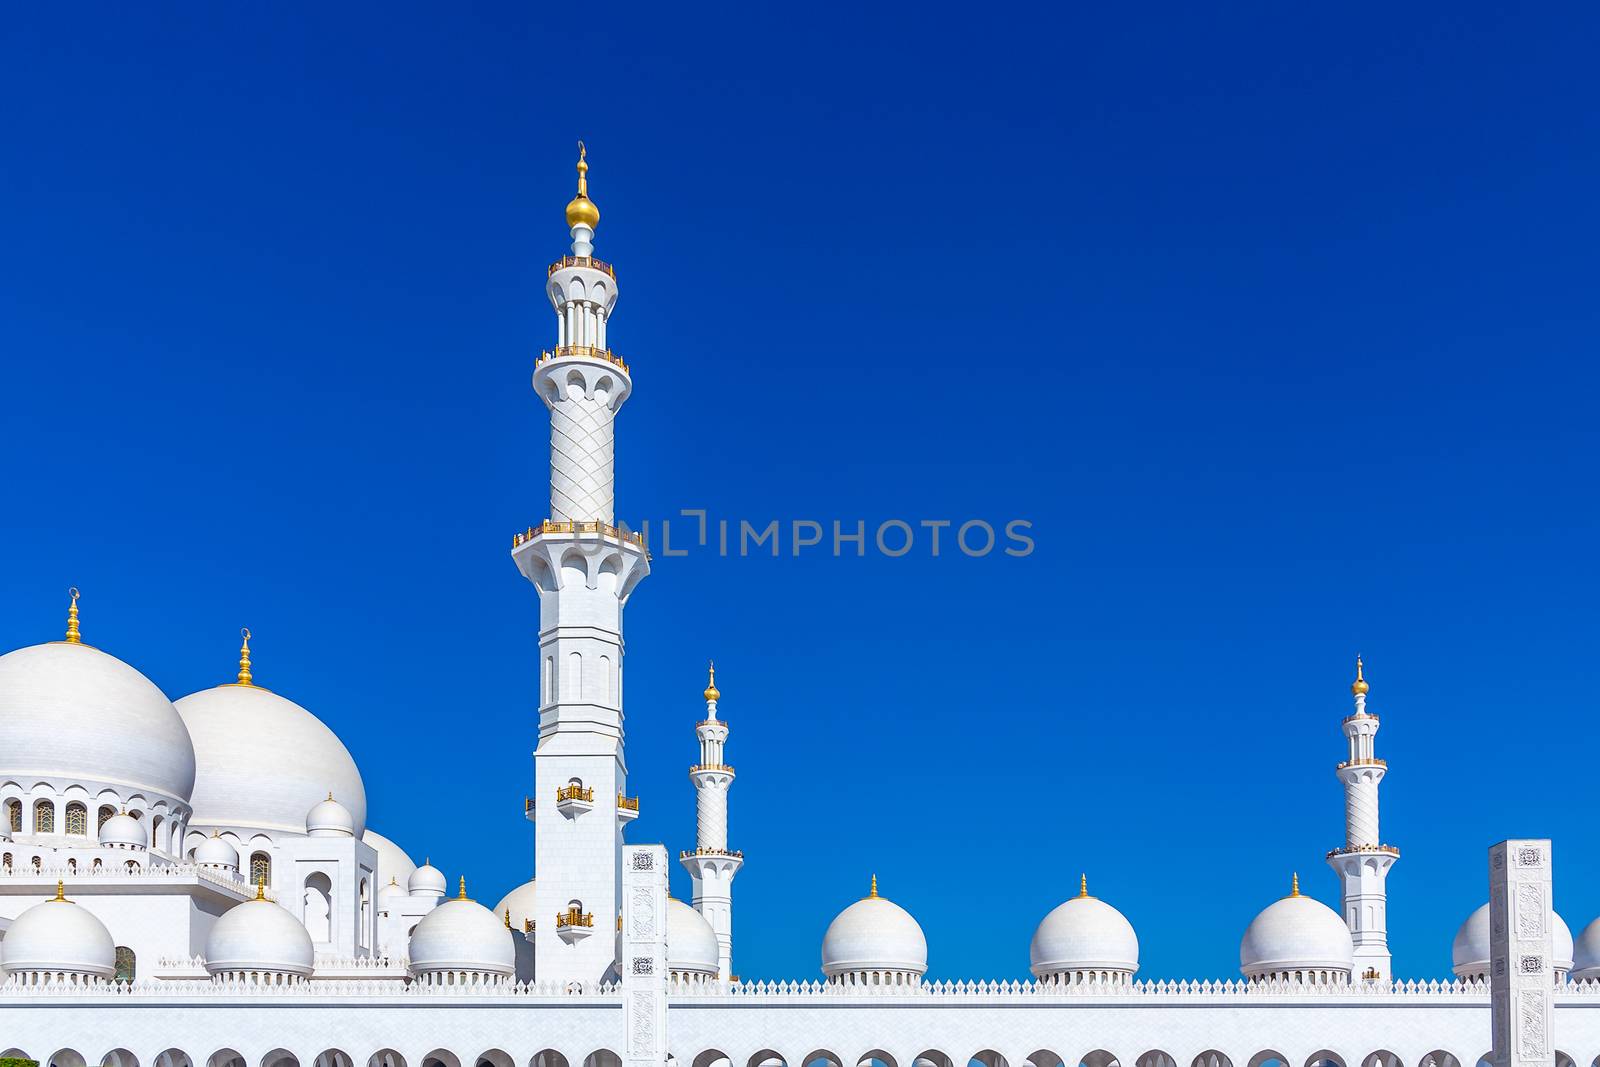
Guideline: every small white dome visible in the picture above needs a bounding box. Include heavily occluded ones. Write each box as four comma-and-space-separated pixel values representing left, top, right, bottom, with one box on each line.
494, 879, 538, 933
306, 794, 354, 837
175, 682, 366, 838
1240, 888, 1354, 980
98, 812, 147, 850
821, 883, 927, 979
667, 898, 720, 977
409, 861, 447, 898
1573, 916, 1600, 980
1030, 890, 1139, 977
407, 895, 515, 977
0, 641, 197, 804
0, 887, 116, 981
204, 891, 315, 978
1453, 903, 1573, 978
193, 834, 240, 870
363, 829, 417, 890
377, 877, 408, 908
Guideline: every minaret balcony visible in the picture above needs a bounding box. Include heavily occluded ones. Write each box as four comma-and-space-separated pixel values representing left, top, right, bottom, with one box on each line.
1336, 757, 1387, 770
524, 796, 536, 823
548, 255, 615, 279
555, 908, 594, 943
617, 794, 640, 822
1326, 843, 1401, 859
536, 345, 630, 374
513, 519, 647, 551
556, 784, 595, 818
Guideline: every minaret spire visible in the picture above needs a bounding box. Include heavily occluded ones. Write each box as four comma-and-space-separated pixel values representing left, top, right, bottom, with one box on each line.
683, 660, 743, 980
63, 587, 81, 644
565, 141, 601, 256
237, 627, 254, 686
1327, 655, 1398, 979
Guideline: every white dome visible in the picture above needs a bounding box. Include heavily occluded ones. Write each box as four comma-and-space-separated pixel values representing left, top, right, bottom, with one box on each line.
407, 896, 515, 976
204, 892, 315, 978
1573, 916, 1600, 980
821, 886, 928, 978
175, 682, 366, 838
1240, 890, 1354, 979
0, 642, 196, 803
494, 879, 538, 933
306, 795, 354, 837
193, 834, 240, 870
410, 861, 447, 897
1030, 892, 1139, 977
98, 812, 147, 850
363, 829, 417, 890
1452, 903, 1573, 978
0, 888, 116, 980
378, 877, 408, 907
667, 898, 720, 977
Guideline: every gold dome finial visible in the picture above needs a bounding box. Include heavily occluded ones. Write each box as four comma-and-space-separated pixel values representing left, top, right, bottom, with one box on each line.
565, 141, 600, 230
1079, 873, 1089, 898
1290, 872, 1300, 898
868, 874, 878, 899
54, 880, 67, 902
504, 907, 512, 929
458, 876, 469, 901
64, 587, 81, 644
704, 660, 720, 703
255, 878, 266, 901
1351, 655, 1369, 697
237, 628, 254, 686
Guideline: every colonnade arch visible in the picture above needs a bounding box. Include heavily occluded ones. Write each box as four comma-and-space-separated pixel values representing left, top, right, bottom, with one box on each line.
49, 1052, 88, 1067
1081, 1053, 1119, 1067
1136, 1053, 1176, 1067
155, 1051, 194, 1067
103, 1050, 140, 1067
531, 1052, 568, 1067
420, 1052, 459, 1067
477, 1052, 515, 1067
368, 1053, 406, 1067
261, 1051, 299, 1067
1360, 1053, 1400, 1067
1247, 1052, 1288, 1067
314, 1052, 353, 1067
208, 1050, 245, 1067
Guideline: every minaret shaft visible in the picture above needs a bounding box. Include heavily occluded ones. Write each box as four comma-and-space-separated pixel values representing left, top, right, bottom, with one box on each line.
1327, 658, 1398, 981
681, 669, 742, 980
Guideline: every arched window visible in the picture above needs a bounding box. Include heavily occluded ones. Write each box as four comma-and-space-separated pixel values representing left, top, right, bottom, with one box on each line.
32, 855, 41, 869
114, 946, 136, 983
65, 802, 88, 836
33, 799, 54, 833
2, 852, 11, 868
93, 857, 103, 869
150, 814, 164, 849
5, 799, 19, 832
68, 857, 78, 871
98, 805, 115, 830
250, 851, 272, 886
124, 858, 140, 870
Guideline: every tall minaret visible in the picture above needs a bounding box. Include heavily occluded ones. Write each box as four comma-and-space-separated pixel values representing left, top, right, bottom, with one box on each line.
512, 143, 650, 985
681, 663, 743, 979
1326, 656, 1399, 980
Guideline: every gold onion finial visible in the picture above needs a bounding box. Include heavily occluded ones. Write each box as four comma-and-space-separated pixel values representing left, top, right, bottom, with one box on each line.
458, 876, 469, 900
237, 628, 254, 686
255, 878, 266, 901
504, 908, 512, 929
868, 874, 878, 899
1352, 655, 1369, 697
54, 880, 67, 902
1290, 872, 1301, 898
704, 660, 720, 703
565, 141, 600, 230
64, 587, 82, 644
1079, 873, 1089, 898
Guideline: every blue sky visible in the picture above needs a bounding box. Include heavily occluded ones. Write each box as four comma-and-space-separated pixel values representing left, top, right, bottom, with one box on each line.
2, 4, 1598, 981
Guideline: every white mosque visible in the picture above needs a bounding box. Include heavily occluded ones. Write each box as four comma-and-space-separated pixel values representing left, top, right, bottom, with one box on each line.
3, 146, 1599, 1067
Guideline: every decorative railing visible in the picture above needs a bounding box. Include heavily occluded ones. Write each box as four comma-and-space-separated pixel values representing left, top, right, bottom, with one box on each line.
681, 847, 744, 859
1337, 757, 1388, 769
548, 255, 615, 279
617, 794, 640, 812
0, 863, 248, 894
1327, 843, 1402, 858
556, 785, 595, 803
556, 908, 594, 929
537, 345, 629, 373
690, 762, 736, 774
514, 520, 647, 550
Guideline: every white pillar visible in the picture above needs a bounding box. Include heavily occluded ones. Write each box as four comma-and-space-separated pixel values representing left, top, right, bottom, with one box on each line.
1490, 839, 1554, 1067
622, 844, 668, 1067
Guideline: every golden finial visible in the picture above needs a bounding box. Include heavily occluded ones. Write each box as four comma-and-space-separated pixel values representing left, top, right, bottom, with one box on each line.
54, 879, 67, 902
237, 628, 254, 687
704, 660, 720, 703
326, 791, 334, 802
255, 878, 266, 901
1351, 655, 1369, 697
1079, 873, 1089, 898
458, 876, 469, 900
64, 587, 81, 644
1290, 872, 1300, 898
389, 876, 398, 886
504, 907, 512, 929
868, 874, 878, 899
565, 141, 600, 230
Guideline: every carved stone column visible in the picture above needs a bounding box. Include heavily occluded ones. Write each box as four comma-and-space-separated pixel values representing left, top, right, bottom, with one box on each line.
1490, 839, 1554, 1067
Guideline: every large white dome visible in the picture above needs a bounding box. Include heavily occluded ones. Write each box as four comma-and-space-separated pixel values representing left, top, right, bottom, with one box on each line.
1452, 903, 1573, 978
175, 682, 366, 838
1573, 916, 1600, 980
0, 888, 116, 980
0, 642, 196, 803
1240, 888, 1354, 980
204, 892, 315, 978
667, 898, 720, 978
494, 879, 538, 933
821, 883, 928, 979
408, 896, 515, 977
1030, 890, 1139, 977
363, 829, 417, 890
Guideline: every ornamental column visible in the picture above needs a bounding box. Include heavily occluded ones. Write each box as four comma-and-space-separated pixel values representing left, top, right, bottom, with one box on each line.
681, 664, 743, 980
513, 143, 649, 985
1326, 657, 1399, 981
